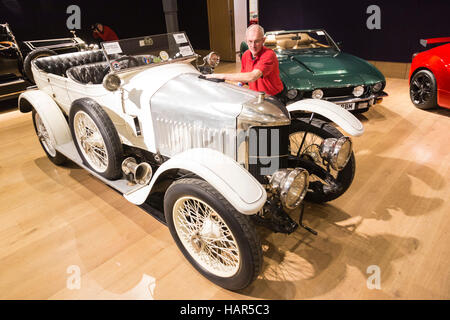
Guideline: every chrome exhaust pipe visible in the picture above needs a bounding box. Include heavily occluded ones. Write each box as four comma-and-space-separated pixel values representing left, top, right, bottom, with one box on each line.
121, 157, 153, 185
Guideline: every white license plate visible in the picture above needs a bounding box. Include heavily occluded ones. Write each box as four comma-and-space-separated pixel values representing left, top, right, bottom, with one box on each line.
339, 103, 356, 110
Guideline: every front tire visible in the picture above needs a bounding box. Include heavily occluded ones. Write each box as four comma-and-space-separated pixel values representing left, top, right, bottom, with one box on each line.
69, 98, 123, 180
164, 178, 263, 291
289, 118, 356, 203
410, 69, 438, 109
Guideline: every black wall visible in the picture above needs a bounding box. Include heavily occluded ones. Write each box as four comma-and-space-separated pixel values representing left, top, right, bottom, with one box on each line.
0, 0, 210, 49
177, 0, 210, 50
4, 0, 447, 61
259, 0, 450, 62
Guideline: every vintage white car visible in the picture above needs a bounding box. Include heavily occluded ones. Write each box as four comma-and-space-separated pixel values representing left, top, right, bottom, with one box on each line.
19, 32, 363, 290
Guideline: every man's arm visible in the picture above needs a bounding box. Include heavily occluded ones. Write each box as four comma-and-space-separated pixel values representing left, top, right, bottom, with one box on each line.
206, 68, 262, 83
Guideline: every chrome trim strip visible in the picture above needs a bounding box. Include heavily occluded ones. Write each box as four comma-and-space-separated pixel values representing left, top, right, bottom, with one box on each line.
324, 92, 387, 104
23, 38, 78, 50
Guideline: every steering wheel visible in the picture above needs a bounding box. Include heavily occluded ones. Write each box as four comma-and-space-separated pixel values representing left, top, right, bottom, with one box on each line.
114, 55, 140, 68
0, 41, 14, 51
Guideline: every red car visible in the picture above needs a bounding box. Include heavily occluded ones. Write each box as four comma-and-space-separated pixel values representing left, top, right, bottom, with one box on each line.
409, 37, 450, 110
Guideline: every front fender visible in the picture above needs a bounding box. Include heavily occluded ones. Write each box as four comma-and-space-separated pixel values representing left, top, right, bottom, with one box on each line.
18, 90, 72, 147
124, 148, 267, 215
287, 99, 364, 136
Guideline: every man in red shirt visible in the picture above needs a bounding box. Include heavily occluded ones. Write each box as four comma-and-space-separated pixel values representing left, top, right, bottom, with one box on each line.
206, 24, 284, 98
92, 23, 119, 42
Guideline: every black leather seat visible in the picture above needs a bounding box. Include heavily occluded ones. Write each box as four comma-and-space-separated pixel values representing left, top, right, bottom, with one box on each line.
33, 50, 106, 77
66, 62, 110, 85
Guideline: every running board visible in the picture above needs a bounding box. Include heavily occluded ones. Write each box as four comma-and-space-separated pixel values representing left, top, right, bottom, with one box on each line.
56, 141, 166, 224
56, 141, 146, 195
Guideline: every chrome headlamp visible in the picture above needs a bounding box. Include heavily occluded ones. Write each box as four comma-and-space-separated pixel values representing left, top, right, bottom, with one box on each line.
102, 73, 121, 91
352, 85, 364, 97
319, 137, 352, 171
270, 168, 309, 209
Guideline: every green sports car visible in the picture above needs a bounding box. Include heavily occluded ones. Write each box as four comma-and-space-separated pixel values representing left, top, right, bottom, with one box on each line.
240, 29, 387, 112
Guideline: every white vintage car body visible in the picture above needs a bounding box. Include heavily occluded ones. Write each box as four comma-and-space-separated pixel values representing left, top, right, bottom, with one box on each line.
19, 33, 363, 215
18, 32, 364, 290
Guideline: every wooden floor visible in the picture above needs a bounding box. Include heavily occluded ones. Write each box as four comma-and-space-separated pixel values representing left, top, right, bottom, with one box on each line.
1, 64, 449, 299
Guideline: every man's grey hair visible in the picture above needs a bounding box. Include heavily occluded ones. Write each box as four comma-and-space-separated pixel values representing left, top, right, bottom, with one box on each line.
246, 24, 264, 37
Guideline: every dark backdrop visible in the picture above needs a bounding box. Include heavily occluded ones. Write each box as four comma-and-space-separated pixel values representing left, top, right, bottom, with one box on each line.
177, 0, 210, 50
2, 0, 449, 61
0, 0, 210, 49
259, 0, 450, 62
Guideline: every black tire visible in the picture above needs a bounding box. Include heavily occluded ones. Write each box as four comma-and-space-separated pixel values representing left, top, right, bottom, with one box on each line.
69, 98, 123, 180
409, 69, 438, 109
164, 178, 263, 291
24, 48, 57, 83
289, 118, 356, 203
32, 109, 67, 165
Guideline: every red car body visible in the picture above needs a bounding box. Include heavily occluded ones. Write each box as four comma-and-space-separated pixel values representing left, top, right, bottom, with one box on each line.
409, 38, 450, 109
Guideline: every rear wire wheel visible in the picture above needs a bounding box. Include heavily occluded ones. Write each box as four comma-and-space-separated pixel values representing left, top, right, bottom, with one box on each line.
32, 109, 67, 165
69, 98, 123, 179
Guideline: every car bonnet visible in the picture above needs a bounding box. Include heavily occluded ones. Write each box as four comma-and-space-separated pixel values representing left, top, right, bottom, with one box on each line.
279, 50, 384, 89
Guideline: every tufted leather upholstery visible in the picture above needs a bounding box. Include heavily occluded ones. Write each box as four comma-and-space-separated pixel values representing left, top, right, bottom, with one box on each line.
33, 50, 106, 77
66, 62, 110, 85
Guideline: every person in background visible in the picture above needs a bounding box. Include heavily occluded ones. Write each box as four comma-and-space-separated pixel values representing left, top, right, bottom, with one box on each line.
206, 24, 284, 101
91, 23, 119, 42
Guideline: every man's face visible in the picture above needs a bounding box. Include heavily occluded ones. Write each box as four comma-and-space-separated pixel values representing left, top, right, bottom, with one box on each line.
246, 29, 265, 56
97, 24, 104, 32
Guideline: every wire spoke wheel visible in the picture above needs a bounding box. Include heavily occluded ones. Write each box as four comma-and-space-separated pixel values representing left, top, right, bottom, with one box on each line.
73, 111, 109, 172
69, 98, 123, 180
288, 118, 355, 203
34, 112, 56, 157
164, 178, 262, 290
289, 130, 339, 184
173, 196, 241, 277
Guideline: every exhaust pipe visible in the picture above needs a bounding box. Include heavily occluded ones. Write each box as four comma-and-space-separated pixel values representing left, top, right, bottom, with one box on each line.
121, 157, 153, 185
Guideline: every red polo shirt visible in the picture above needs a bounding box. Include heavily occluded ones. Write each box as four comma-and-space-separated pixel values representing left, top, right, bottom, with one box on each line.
241, 46, 284, 96
93, 25, 119, 42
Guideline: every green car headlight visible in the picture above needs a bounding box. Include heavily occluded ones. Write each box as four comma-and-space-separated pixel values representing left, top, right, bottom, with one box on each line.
286, 89, 298, 100
372, 82, 383, 93
312, 89, 323, 99
352, 85, 364, 97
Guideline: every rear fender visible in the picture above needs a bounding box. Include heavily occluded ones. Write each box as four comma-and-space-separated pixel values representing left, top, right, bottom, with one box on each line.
18, 90, 72, 146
